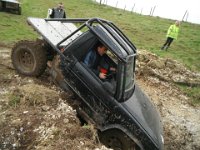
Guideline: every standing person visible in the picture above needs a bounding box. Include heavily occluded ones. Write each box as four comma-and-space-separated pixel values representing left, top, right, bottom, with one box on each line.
46, 2, 66, 68
161, 20, 180, 50
49, 2, 66, 18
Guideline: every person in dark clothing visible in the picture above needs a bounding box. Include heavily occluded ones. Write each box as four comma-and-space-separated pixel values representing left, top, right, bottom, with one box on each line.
84, 42, 116, 80
49, 2, 66, 18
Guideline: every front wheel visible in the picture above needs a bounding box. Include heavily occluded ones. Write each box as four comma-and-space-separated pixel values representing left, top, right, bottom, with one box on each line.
11, 40, 47, 77
98, 129, 139, 150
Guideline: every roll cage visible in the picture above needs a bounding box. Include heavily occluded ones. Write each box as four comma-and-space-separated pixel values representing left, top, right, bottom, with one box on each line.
27, 17, 137, 102
28, 18, 136, 61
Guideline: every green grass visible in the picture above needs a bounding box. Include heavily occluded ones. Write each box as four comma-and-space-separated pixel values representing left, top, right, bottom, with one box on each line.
0, 0, 199, 105
8, 93, 21, 107
178, 85, 200, 106
0, 0, 199, 71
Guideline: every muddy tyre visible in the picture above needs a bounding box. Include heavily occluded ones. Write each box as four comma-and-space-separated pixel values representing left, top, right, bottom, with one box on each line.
98, 129, 138, 150
11, 40, 47, 77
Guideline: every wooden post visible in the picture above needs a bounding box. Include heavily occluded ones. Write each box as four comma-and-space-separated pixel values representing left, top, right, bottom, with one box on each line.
150, 7, 153, 16
116, 1, 118, 7
140, 8, 143, 15
152, 6, 156, 16
131, 3, 135, 13
185, 12, 189, 22
182, 10, 188, 21
124, 5, 126, 11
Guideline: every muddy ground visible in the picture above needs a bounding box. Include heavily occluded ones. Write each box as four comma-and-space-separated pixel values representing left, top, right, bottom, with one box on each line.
0, 46, 200, 150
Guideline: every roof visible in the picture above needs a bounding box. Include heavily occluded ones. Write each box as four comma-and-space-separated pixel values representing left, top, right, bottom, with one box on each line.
1, 0, 20, 4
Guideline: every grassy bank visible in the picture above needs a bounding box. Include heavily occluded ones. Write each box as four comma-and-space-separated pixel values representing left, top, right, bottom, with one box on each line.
0, 0, 199, 71
0, 0, 199, 104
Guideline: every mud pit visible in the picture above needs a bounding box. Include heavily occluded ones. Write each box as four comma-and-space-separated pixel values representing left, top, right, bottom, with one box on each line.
0, 47, 200, 150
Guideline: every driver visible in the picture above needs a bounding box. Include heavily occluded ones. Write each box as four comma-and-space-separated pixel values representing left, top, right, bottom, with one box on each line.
83, 42, 116, 80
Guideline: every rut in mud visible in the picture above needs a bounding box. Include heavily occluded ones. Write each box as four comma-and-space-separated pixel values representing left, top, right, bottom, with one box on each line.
0, 46, 200, 150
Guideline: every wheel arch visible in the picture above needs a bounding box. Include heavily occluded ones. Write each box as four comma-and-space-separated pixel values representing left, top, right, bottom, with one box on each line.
99, 124, 144, 150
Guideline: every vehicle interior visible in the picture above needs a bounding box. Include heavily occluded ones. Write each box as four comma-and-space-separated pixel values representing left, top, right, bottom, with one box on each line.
62, 30, 118, 95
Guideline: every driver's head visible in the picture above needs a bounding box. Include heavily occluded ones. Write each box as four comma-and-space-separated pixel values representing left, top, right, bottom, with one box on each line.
96, 42, 107, 56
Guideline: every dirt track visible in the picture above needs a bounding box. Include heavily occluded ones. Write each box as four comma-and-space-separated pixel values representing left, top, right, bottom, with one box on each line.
0, 47, 200, 150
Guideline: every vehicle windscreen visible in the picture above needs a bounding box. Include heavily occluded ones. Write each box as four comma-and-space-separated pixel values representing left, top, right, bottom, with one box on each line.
125, 58, 134, 91
106, 25, 134, 54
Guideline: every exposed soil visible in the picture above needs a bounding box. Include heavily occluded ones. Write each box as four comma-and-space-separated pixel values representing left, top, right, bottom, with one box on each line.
0, 47, 200, 150
136, 50, 200, 150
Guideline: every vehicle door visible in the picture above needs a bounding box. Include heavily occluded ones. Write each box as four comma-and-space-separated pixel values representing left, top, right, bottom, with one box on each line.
61, 32, 118, 126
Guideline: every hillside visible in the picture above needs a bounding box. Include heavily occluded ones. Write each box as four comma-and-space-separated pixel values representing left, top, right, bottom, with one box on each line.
0, 0, 200, 72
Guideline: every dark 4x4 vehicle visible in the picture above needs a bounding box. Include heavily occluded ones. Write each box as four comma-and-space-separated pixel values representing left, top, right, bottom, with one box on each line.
11, 17, 164, 150
0, 0, 21, 15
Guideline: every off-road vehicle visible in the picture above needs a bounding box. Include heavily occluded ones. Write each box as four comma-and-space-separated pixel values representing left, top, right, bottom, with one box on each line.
0, 0, 21, 15
11, 17, 164, 150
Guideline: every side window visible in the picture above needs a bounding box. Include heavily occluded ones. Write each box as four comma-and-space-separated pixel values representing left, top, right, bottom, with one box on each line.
82, 46, 118, 95
63, 31, 98, 61
101, 51, 118, 83
67, 34, 118, 96
101, 51, 118, 95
